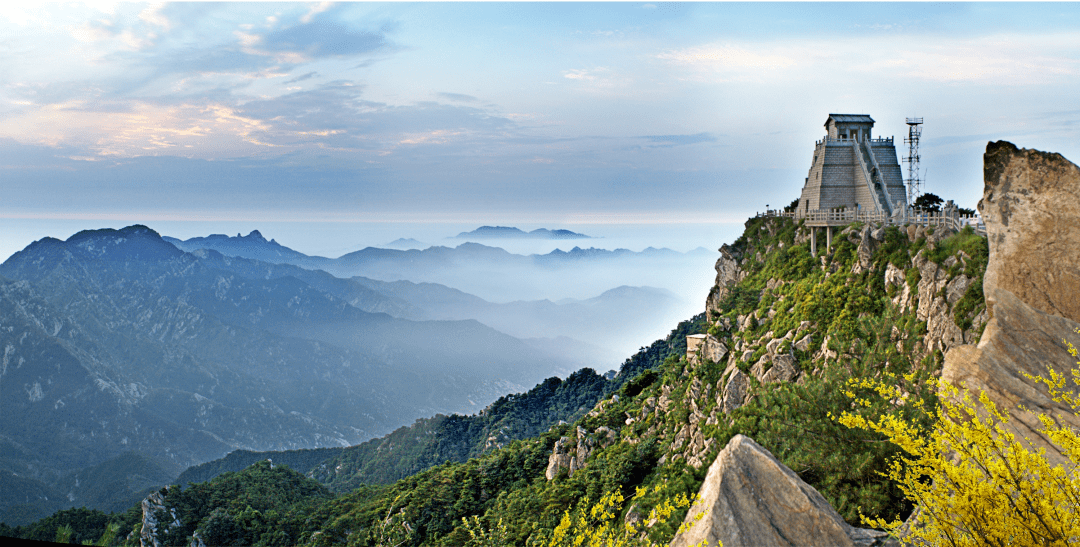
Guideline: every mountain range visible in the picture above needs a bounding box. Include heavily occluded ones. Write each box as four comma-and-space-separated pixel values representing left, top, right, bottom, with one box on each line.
0, 223, 713, 525
0, 226, 583, 524
165, 230, 712, 321
452, 226, 590, 240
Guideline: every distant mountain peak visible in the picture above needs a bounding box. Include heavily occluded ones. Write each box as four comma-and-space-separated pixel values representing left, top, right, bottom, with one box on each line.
68, 224, 162, 243
455, 226, 590, 240
383, 238, 428, 250
164, 230, 308, 264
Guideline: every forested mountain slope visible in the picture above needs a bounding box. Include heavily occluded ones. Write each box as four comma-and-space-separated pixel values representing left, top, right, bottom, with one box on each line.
0, 226, 579, 525
170, 313, 705, 491
3, 213, 989, 546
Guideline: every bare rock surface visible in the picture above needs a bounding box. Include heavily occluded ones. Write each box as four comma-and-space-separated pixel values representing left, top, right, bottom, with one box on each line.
942, 288, 1080, 465
702, 334, 728, 363
719, 362, 750, 414
942, 141, 1080, 465
544, 436, 573, 480
140, 488, 181, 547
981, 141, 1080, 322
669, 435, 891, 547
706, 244, 747, 321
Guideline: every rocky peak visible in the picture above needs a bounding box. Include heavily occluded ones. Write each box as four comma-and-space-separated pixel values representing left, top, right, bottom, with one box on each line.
981, 140, 1080, 322
944, 141, 1080, 465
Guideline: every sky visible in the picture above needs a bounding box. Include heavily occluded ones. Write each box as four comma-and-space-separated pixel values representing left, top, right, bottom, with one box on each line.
2, 2, 1080, 261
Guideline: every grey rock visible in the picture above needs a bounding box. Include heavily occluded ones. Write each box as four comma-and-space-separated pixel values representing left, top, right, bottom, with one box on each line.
544, 436, 574, 480
852, 225, 875, 274
749, 355, 770, 381
140, 488, 181, 547
703, 334, 728, 363
765, 337, 785, 355
721, 369, 750, 414
945, 275, 971, 306
794, 334, 813, 352
669, 435, 887, 547
884, 262, 905, 288
706, 245, 746, 321
760, 354, 798, 383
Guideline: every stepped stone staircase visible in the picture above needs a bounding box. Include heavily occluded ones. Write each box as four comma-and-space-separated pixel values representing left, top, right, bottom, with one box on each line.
853, 139, 892, 216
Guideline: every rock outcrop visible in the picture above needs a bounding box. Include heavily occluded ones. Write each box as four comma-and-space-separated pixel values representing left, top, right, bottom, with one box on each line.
943, 288, 1080, 464
140, 488, 182, 547
942, 141, 1080, 465
980, 141, 1080, 322
687, 334, 728, 365
706, 244, 746, 321
544, 424, 617, 480
669, 435, 893, 547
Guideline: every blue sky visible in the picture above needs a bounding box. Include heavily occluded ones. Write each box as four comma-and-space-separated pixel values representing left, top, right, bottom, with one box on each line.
2, 2, 1079, 259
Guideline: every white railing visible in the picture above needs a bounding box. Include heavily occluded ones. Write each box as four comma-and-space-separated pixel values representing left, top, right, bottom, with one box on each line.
758, 208, 987, 236
814, 136, 894, 146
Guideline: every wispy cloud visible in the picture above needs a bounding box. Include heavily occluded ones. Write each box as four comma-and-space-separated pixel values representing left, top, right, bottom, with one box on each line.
657, 32, 1080, 85
436, 92, 479, 103
286, 71, 319, 84
259, 21, 388, 61
642, 133, 717, 147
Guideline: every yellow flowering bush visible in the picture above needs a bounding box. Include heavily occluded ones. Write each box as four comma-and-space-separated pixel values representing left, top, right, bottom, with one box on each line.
837, 330, 1080, 546
544, 486, 711, 547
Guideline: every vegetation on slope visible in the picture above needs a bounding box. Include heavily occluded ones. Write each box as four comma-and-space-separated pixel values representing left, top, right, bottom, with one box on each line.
3, 215, 990, 546
170, 312, 705, 495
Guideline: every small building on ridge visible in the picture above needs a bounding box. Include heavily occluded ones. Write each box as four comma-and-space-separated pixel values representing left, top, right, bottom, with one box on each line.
796, 114, 907, 217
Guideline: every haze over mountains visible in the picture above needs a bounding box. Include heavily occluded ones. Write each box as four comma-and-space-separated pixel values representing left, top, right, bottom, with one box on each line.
451, 226, 591, 240
0, 224, 713, 524
0, 226, 603, 523
165, 229, 710, 357
165, 228, 712, 305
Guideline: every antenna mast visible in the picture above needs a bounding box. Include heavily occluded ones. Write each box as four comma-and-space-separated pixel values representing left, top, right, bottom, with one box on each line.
904, 117, 923, 206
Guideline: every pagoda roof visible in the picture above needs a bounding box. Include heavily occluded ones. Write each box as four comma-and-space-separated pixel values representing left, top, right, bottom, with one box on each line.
825, 114, 875, 126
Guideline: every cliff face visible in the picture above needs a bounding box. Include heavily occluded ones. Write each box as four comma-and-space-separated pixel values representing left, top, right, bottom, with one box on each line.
943, 141, 1080, 465
981, 141, 1080, 321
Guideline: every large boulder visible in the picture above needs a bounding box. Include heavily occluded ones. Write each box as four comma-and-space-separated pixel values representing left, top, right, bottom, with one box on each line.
669, 435, 891, 547
942, 142, 1080, 465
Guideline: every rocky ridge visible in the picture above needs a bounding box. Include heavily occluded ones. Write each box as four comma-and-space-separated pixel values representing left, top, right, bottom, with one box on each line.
674, 141, 1078, 544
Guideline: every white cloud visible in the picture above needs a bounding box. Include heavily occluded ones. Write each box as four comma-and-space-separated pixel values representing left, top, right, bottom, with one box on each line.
656, 33, 1080, 86
656, 44, 799, 71
867, 34, 1080, 84
563, 69, 597, 81
138, 3, 170, 31
561, 67, 632, 94
301, 2, 335, 24
69, 21, 116, 43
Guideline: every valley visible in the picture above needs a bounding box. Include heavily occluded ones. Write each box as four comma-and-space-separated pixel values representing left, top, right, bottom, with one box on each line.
0, 225, 706, 526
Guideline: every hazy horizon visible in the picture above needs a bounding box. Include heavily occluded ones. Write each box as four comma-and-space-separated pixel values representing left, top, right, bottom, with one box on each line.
0, 218, 744, 264
4, 2, 1078, 263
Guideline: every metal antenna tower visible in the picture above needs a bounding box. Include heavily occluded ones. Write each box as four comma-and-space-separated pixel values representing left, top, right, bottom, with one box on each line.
904, 117, 923, 205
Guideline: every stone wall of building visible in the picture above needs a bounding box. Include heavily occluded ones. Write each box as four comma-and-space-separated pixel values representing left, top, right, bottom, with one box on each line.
798, 115, 910, 215
872, 142, 907, 209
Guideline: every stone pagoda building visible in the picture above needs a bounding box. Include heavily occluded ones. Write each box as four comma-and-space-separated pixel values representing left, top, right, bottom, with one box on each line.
796, 114, 907, 217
